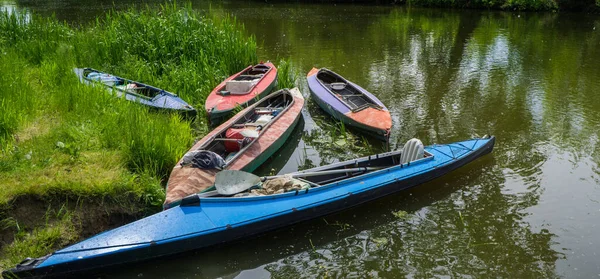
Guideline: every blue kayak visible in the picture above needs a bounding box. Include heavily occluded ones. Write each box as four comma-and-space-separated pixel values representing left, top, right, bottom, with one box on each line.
75, 68, 196, 118
4, 136, 495, 278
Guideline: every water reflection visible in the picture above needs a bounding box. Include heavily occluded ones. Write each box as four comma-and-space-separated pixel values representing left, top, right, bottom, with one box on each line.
5, 1, 600, 277
1, 1, 24, 17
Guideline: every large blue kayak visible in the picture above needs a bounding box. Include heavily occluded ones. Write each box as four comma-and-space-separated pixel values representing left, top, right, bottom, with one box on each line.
4, 136, 495, 278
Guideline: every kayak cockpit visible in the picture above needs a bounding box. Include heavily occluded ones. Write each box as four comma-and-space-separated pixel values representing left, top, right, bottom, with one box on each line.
316, 68, 383, 112
220, 63, 272, 95
295, 139, 430, 187
83, 68, 163, 99
195, 138, 432, 199
182, 90, 294, 168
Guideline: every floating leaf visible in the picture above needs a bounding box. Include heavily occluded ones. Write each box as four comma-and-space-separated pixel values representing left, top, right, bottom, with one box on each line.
392, 210, 409, 219
334, 139, 347, 146
372, 237, 388, 246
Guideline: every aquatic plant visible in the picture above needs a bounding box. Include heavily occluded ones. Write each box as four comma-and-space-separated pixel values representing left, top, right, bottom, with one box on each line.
276, 59, 297, 90
304, 102, 383, 164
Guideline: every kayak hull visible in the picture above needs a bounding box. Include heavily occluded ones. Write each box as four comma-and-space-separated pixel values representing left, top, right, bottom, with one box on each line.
4, 137, 494, 279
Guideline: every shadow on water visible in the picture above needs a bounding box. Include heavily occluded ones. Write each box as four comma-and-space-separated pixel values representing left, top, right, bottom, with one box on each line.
253, 116, 305, 176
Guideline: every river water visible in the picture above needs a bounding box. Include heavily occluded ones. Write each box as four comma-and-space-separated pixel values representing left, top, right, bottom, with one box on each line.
3, 0, 600, 278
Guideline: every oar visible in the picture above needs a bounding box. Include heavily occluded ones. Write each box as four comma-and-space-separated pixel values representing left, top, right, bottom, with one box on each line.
215, 167, 381, 195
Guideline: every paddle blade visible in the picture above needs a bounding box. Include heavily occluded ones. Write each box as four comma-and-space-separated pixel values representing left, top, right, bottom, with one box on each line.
215, 170, 262, 195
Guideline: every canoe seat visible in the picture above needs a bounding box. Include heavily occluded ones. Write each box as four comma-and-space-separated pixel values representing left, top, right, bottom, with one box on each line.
330, 82, 346, 90
239, 74, 263, 79
400, 138, 424, 164
249, 65, 270, 75
226, 79, 259, 94
340, 94, 364, 97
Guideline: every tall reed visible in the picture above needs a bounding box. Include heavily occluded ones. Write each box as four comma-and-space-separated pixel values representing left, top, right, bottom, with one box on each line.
276, 59, 298, 90
74, 4, 257, 106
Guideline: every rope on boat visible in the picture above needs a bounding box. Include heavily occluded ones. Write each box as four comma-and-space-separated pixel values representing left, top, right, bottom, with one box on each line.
429, 146, 454, 159
455, 142, 475, 152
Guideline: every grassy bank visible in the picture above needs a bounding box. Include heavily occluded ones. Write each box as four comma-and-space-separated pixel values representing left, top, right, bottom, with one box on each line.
0, 4, 264, 272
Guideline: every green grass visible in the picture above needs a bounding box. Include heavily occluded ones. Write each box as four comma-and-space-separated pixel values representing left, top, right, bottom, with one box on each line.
0, 3, 289, 271
0, 3, 258, 186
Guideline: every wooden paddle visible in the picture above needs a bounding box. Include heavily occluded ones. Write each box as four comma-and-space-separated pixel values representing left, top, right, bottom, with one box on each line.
214, 167, 382, 195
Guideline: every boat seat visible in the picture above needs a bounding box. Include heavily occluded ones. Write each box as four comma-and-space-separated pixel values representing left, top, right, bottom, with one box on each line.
249, 65, 270, 74
239, 74, 263, 79
400, 138, 424, 164
329, 82, 346, 90
340, 94, 364, 97
226, 79, 259, 94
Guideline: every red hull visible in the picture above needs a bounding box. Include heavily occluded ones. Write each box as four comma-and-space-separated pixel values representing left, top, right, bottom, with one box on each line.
205, 62, 278, 122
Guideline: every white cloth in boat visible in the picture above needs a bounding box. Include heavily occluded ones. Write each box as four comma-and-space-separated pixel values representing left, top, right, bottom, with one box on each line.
226, 77, 261, 94
233, 175, 310, 197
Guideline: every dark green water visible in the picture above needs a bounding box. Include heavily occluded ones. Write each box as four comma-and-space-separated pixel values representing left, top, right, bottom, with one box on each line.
4, 0, 600, 278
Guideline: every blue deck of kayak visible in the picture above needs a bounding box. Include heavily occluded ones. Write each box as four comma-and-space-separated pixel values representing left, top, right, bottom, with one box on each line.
37, 138, 488, 268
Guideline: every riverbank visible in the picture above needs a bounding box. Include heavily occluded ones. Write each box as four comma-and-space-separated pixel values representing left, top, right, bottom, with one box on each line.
308, 0, 600, 12
402, 0, 598, 12
0, 4, 279, 272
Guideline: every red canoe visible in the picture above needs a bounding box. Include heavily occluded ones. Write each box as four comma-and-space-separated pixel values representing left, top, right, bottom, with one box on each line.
165, 88, 304, 209
205, 62, 278, 125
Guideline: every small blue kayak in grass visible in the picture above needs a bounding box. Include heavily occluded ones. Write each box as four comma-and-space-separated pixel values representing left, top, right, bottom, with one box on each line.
75, 68, 196, 118
4, 136, 495, 279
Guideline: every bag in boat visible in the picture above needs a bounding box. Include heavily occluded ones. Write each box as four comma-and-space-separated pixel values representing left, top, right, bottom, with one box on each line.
180, 150, 225, 169
224, 128, 255, 152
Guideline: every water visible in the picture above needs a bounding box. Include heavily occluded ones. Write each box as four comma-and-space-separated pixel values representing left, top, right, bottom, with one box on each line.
4, 1, 600, 277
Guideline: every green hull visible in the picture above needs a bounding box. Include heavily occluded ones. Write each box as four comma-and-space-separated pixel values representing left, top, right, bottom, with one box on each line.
241, 108, 302, 172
